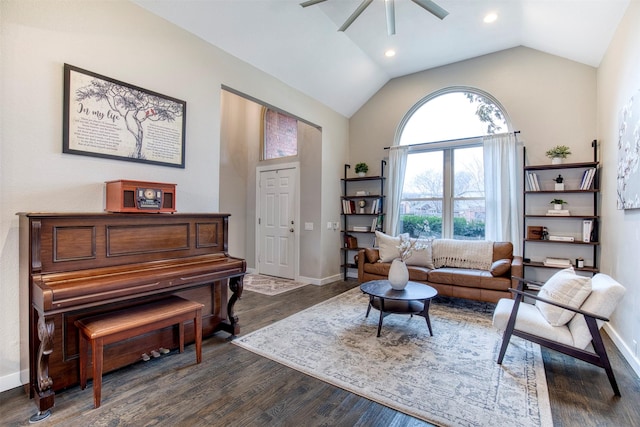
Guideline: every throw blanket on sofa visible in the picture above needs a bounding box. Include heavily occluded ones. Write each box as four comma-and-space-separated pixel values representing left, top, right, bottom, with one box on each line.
432, 239, 494, 270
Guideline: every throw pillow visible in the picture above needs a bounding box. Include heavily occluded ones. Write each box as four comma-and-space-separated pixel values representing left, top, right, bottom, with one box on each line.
375, 231, 401, 262
364, 248, 379, 263
536, 268, 592, 326
489, 259, 511, 277
405, 238, 435, 269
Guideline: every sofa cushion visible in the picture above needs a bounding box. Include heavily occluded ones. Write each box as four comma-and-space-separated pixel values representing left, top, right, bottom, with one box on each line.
375, 231, 401, 262
363, 261, 429, 281
432, 239, 494, 270
427, 267, 511, 291
364, 248, 380, 263
492, 242, 514, 262
490, 259, 511, 277
405, 238, 435, 269
536, 268, 592, 326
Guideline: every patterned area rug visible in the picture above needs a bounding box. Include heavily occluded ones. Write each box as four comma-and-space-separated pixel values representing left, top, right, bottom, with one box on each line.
242, 273, 308, 296
233, 288, 552, 427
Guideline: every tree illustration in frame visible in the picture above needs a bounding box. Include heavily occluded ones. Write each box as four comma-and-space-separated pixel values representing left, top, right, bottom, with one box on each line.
63, 64, 186, 168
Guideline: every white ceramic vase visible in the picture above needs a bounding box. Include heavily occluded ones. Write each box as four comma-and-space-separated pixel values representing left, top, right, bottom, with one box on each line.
551, 157, 563, 165
357, 172, 366, 177
388, 258, 409, 290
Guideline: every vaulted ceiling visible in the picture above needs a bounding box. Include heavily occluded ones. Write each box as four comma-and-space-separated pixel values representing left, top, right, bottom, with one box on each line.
132, 0, 630, 117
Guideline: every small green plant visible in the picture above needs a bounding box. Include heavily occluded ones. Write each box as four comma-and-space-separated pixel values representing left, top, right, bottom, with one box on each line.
550, 199, 567, 205
545, 145, 572, 159
355, 162, 369, 174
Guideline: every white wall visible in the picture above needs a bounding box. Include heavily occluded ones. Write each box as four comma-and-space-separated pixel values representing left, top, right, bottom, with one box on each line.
0, 0, 348, 392
597, 1, 640, 376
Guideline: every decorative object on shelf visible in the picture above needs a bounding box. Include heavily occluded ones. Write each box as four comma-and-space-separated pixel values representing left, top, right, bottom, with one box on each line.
358, 199, 366, 213
527, 226, 543, 240
545, 145, 572, 164
553, 174, 564, 191
550, 199, 567, 210
345, 234, 358, 249
576, 257, 585, 268
541, 227, 549, 240
355, 162, 369, 177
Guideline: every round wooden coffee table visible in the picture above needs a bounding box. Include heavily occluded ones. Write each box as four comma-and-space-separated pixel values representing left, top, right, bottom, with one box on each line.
360, 280, 438, 337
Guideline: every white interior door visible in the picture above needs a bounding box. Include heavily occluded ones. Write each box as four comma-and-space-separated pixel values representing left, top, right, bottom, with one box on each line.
258, 167, 296, 279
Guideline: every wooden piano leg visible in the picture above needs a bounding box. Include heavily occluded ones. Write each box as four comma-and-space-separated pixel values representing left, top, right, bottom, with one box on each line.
31, 315, 55, 422
224, 275, 244, 339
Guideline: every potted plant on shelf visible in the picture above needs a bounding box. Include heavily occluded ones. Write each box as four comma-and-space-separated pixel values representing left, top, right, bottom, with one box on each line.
545, 145, 572, 164
355, 162, 369, 177
550, 198, 568, 210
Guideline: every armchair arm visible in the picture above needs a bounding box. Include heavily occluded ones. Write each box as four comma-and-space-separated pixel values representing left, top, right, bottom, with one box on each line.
509, 257, 524, 290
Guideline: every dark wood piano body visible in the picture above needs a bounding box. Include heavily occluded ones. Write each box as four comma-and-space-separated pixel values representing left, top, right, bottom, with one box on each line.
18, 212, 246, 414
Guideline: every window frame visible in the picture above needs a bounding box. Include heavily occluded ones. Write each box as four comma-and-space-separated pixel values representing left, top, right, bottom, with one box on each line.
261, 107, 298, 161
394, 87, 511, 240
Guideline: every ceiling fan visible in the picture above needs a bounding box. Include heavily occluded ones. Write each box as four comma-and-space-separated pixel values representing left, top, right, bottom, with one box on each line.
300, 0, 449, 35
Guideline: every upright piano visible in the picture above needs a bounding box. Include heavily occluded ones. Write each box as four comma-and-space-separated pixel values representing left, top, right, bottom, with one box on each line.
18, 212, 246, 416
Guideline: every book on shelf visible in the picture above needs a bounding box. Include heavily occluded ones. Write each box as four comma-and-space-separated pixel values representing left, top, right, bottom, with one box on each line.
342, 199, 356, 214
548, 235, 575, 242
543, 257, 572, 267
583, 219, 594, 242
352, 226, 370, 232
527, 172, 541, 191
546, 209, 570, 216
370, 198, 380, 214
355, 190, 370, 196
580, 167, 596, 190
371, 217, 378, 231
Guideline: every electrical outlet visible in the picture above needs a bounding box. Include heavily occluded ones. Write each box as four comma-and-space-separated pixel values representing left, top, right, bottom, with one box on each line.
333, 222, 339, 230
327, 222, 332, 229
304, 222, 313, 231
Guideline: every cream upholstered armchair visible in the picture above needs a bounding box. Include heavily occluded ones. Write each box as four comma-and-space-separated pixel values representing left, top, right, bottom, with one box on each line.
492, 270, 626, 396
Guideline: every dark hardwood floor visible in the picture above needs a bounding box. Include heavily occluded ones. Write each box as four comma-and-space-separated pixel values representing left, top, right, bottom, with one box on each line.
1, 279, 638, 426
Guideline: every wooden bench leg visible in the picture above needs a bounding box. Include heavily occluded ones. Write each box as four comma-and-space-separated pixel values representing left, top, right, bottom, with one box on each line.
195, 308, 202, 364
79, 333, 88, 390
92, 338, 104, 409
178, 322, 185, 353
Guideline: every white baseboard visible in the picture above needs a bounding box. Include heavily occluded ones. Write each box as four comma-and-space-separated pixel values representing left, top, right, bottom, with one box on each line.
0, 369, 26, 393
604, 323, 640, 379
297, 273, 344, 286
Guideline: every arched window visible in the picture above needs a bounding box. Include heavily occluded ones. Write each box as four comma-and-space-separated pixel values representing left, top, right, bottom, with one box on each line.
395, 88, 510, 239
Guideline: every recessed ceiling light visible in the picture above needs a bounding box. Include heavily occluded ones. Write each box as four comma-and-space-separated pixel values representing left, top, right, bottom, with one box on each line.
385, 49, 396, 58
484, 13, 498, 23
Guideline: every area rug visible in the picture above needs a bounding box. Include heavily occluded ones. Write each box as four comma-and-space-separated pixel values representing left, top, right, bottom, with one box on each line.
233, 288, 552, 427
242, 273, 308, 296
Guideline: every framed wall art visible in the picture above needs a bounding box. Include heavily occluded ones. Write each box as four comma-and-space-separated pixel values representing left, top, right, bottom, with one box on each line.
63, 64, 186, 168
617, 87, 640, 209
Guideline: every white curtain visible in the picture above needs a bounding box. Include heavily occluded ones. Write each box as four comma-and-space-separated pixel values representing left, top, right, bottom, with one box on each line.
386, 145, 409, 235
483, 133, 522, 255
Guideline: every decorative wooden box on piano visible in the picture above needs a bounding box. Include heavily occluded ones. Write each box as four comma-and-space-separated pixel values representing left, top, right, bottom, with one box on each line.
18, 212, 246, 418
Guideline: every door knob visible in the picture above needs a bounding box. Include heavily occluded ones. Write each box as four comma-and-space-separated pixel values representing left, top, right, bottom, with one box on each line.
290, 228, 294, 232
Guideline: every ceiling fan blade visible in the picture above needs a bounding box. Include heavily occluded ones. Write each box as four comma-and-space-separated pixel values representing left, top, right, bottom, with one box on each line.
339, 0, 374, 32
385, 0, 396, 35
411, 0, 449, 20
300, 0, 328, 7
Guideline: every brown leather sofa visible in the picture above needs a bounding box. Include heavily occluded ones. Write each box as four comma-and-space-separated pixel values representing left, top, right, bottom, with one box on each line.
357, 241, 523, 303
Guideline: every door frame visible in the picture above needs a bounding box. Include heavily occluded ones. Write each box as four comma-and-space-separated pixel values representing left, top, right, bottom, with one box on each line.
255, 161, 300, 280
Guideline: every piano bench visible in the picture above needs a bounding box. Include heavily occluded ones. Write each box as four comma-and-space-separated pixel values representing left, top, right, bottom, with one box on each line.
74, 295, 204, 409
